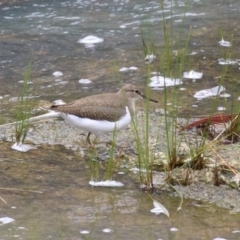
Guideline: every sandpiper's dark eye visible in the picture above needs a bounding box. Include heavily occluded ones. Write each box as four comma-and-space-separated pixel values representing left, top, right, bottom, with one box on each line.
134, 89, 140, 94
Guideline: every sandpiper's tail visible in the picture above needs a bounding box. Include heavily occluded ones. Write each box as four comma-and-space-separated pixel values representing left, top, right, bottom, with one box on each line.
0, 111, 61, 128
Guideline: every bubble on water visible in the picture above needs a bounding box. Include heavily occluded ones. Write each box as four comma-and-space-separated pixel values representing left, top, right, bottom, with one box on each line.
119, 66, 138, 72
119, 67, 129, 72
52, 71, 63, 77
170, 227, 178, 232
119, 25, 126, 29
18, 227, 25, 230
217, 106, 226, 111
220, 93, 231, 98
103, 228, 112, 233
55, 81, 68, 85
79, 79, 92, 84
151, 72, 160, 75
4, 16, 14, 20
80, 230, 89, 234
78, 35, 104, 48
71, 21, 80, 25
18, 80, 33, 84
128, 66, 138, 70
188, 51, 197, 55
89, 180, 124, 187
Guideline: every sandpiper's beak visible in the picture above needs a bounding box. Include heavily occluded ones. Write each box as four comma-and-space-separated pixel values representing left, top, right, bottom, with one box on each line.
139, 92, 158, 103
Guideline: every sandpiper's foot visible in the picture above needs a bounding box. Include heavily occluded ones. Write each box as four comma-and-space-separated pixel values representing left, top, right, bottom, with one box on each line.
105, 140, 118, 148
86, 132, 118, 148
94, 139, 118, 148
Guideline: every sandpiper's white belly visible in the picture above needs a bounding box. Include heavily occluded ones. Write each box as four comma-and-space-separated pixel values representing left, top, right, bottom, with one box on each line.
60, 106, 132, 136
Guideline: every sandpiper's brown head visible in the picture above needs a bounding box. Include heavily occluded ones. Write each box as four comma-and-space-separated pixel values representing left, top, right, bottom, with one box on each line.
117, 83, 158, 111
50, 83, 158, 146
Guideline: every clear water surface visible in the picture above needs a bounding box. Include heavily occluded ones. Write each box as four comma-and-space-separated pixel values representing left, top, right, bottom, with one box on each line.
0, 0, 240, 239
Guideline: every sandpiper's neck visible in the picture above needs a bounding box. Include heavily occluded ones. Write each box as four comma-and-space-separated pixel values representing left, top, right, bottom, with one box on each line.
117, 88, 137, 116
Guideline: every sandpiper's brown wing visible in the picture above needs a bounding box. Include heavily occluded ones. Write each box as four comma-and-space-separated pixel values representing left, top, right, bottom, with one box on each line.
50, 93, 128, 122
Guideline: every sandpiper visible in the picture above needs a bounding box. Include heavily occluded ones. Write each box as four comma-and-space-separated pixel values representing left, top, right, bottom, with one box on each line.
50, 84, 158, 146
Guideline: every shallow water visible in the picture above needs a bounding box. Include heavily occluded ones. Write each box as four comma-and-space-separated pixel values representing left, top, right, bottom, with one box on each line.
0, 0, 240, 119
0, 142, 239, 240
0, 0, 240, 239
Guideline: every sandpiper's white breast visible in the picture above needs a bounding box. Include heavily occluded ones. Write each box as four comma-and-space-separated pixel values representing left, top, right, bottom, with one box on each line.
60, 106, 132, 136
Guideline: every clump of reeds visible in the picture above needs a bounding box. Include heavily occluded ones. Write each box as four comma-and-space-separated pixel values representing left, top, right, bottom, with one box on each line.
15, 62, 34, 144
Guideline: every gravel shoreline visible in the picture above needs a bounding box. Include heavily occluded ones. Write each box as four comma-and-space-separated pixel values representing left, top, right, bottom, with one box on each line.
0, 109, 240, 212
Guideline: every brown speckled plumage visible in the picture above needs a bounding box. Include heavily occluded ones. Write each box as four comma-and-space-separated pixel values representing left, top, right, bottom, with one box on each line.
50, 84, 140, 121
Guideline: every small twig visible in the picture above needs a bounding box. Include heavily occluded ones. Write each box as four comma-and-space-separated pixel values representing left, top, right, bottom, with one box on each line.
0, 195, 7, 204
213, 115, 239, 142
169, 184, 184, 210
211, 147, 239, 177
0, 187, 43, 194
212, 124, 229, 142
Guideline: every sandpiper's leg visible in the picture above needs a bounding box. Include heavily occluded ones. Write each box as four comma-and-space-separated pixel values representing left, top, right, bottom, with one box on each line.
86, 132, 95, 147
86, 133, 112, 148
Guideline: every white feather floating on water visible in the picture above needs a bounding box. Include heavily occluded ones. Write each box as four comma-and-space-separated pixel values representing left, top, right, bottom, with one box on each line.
11, 142, 38, 152
183, 70, 203, 80
194, 85, 225, 100
218, 58, 237, 65
0, 217, 15, 225
145, 54, 156, 64
129, 167, 147, 173
52, 99, 66, 106
149, 76, 182, 88
218, 38, 231, 47
119, 66, 138, 72
89, 180, 124, 187
150, 200, 170, 217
